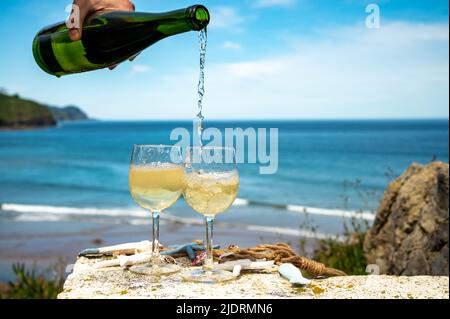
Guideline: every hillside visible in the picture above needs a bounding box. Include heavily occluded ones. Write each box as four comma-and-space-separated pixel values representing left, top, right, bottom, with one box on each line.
0, 92, 89, 129
0, 93, 56, 129
49, 106, 89, 121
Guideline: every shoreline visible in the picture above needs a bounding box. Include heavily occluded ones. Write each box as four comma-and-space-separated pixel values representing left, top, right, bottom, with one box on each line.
0, 119, 94, 132
0, 201, 370, 239
0, 125, 56, 131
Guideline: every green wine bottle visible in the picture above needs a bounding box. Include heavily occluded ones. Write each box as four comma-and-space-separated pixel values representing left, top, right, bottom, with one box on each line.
32, 5, 209, 77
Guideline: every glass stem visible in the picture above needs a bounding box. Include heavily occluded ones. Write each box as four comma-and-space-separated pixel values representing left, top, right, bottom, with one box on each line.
204, 216, 214, 271
152, 211, 160, 259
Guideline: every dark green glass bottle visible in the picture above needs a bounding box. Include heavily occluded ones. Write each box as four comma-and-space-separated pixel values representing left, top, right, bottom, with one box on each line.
32, 5, 209, 77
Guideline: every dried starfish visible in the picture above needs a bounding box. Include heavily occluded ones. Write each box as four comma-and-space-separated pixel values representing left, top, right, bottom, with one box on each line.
161, 243, 219, 260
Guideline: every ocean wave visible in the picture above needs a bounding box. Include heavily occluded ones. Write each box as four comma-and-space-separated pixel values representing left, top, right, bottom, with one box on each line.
1, 204, 341, 240
1, 203, 147, 218
0, 201, 371, 240
233, 199, 375, 220
1, 180, 127, 194
1, 199, 374, 221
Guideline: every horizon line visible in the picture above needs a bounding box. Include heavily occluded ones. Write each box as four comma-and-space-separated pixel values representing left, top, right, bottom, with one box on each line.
85, 117, 449, 122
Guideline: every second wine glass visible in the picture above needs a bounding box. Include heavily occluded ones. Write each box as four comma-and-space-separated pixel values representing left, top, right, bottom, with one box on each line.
182, 146, 239, 283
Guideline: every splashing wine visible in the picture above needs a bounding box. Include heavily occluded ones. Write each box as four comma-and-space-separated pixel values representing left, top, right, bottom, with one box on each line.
196, 28, 207, 146
183, 170, 239, 216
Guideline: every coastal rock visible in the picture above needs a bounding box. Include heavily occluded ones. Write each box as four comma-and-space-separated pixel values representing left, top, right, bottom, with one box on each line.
364, 162, 449, 275
58, 257, 449, 299
48, 106, 89, 121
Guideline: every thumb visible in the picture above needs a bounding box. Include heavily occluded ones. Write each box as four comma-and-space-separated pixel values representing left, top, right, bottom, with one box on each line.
68, 2, 87, 41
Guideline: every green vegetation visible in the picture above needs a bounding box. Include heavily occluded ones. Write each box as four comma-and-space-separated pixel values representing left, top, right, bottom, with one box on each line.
0, 91, 88, 129
298, 216, 370, 275
0, 93, 56, 128
300, 179, 381, 275
0, 263, 65, 299
313, 232, 368, 275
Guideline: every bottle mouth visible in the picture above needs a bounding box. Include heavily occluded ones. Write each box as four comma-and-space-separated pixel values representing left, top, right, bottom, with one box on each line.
188, 5, 210, 30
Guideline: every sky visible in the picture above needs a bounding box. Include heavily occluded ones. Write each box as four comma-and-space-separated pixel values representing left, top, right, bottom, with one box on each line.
0, 0, 448, 120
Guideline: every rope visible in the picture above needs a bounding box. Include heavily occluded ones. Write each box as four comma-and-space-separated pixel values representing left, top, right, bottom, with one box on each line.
166, 242, 346, 277
213, 243, 347, 277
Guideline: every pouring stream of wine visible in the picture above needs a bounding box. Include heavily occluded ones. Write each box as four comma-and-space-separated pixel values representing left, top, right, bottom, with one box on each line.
196, 28, 207, 147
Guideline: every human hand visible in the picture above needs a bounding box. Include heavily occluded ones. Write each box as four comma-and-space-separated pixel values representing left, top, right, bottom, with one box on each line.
68, 0, 135, 41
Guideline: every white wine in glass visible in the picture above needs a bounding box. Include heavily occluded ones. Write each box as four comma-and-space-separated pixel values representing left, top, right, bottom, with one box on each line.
182, 147, 239, 283
129, 145, 183, 276
183, 171, 239, 216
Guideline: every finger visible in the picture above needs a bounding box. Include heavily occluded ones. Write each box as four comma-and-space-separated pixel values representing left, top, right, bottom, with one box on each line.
115, 0, 135, 11
69, 1, 88, 41
128, 52, 141, 62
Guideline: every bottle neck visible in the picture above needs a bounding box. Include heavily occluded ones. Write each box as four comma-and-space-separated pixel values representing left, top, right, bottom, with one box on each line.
138, 5, 209, 33
185, 5, 210, 31
85, 5, 209, 39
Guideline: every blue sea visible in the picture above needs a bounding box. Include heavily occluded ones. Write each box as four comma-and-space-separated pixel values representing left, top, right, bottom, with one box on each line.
0, 120, 448, 236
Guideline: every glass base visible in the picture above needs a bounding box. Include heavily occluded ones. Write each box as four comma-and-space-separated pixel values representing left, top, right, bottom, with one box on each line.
129, 263, 180, 276
182, 268, 235, 284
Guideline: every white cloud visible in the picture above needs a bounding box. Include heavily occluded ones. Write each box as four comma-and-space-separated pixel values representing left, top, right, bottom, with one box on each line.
209, 7, 245, 30
221, 60, 285, 79
254, 0, 297, 8
222, 41, 242, 50
130, 64, 153, 74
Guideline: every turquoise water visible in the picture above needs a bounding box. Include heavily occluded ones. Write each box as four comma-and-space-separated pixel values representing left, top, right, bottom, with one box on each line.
0, 120, 448, 235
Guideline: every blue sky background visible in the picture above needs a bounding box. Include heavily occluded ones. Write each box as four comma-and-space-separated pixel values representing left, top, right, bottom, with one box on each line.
0, 0, 448, 120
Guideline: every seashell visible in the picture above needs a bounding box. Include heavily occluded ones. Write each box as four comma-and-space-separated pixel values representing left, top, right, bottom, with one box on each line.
232, 265, 242, 277
216, 259, 252, 270
278, 263, 310, 285
215, 260, 275, 272
92, 251, 152, 269
79, 240, 152, 257
92, 259, 120, 269
192, 251, 206, 266
118, 252, 152, 268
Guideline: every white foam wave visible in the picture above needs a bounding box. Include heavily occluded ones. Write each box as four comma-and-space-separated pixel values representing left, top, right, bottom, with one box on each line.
1, 201, 373, 221
14, 214, 66, 222
245, 225, 345, 241
233, 198, 249, 206
234, 198, 374, 220
1, 203, 147, 218
0, 198, 375, 221
286, 205, 375, 221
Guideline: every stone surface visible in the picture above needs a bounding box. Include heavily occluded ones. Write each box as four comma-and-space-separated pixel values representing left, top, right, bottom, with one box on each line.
364, 162, 449, 276
58, 257, 449, 299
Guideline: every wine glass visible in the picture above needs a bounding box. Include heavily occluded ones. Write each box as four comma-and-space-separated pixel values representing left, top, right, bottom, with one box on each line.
128, 144, 183, 276
182, 146, 239, 283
